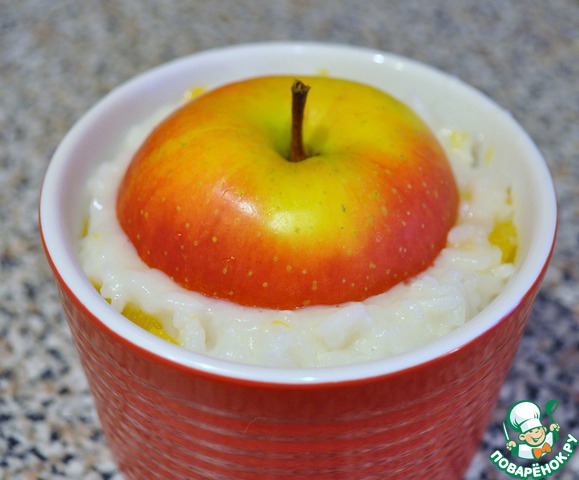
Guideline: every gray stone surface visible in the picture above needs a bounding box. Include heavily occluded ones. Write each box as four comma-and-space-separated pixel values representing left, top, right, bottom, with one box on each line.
1, 1, 577, 478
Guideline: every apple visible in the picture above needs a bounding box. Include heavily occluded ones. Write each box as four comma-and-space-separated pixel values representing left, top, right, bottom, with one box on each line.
116, 76, 459, 310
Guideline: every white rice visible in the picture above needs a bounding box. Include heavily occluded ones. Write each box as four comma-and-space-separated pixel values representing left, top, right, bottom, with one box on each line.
79, 100, 516, 368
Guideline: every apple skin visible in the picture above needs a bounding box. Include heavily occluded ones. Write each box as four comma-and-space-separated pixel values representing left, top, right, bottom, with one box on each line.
116, 76, 458, 310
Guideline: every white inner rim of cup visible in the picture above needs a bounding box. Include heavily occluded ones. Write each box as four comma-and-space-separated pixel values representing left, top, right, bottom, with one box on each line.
40, 42, 557, 385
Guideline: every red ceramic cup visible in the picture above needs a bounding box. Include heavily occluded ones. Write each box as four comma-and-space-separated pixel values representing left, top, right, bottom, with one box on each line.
40, 43, 557, 479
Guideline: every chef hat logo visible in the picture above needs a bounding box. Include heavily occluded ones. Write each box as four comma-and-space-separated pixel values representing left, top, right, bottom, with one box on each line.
507, 400, 544, 434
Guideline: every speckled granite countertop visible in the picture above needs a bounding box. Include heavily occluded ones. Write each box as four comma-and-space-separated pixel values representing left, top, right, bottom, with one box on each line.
1, 1, 578, 479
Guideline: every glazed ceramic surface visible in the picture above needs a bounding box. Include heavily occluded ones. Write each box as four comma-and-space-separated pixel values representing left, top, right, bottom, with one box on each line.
40, 42, 556, 479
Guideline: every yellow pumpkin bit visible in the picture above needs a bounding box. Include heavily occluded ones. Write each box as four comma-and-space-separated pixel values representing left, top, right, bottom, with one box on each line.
489, 220, 518, 263
121, 303, 179, 345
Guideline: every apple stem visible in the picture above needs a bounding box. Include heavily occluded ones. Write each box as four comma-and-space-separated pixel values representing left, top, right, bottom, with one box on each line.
290, 79, 310, 163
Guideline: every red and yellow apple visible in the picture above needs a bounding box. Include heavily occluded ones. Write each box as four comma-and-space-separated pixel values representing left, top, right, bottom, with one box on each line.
116, 76, 458, 310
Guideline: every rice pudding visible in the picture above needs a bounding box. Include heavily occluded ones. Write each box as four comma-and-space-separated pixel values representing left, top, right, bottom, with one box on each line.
79, 84, 517, 368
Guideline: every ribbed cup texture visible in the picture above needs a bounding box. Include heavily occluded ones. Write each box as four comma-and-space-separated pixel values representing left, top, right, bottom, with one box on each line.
58, 281, 539, 480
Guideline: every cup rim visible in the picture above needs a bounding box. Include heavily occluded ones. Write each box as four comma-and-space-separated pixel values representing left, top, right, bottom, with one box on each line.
39, 41, 557, 386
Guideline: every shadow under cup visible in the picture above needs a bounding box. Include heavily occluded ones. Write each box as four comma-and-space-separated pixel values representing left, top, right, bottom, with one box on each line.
39, 43, 557, 479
